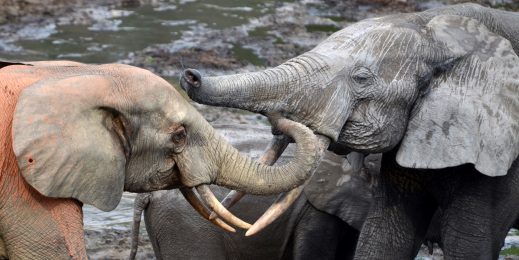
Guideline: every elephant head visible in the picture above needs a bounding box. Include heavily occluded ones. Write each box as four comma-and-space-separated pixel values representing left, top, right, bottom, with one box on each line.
181, 4, 519, 178
7, 61, 324, 227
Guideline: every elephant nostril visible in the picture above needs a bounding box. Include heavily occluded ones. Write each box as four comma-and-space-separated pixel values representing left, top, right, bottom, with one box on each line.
28, 158, 34, 163
183, 69, 201, 88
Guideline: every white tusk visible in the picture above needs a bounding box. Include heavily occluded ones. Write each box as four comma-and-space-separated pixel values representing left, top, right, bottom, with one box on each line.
196, 185, 252, 230
179, 187, 235, 232
209, 190, 245, 220
209, 134, 291, 220
246, 134, 330, 236
245, 185, 304, 236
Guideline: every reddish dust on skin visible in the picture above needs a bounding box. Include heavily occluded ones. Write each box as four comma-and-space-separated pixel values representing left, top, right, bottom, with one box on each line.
0, 65, 87, 258
49, 199, 86, 259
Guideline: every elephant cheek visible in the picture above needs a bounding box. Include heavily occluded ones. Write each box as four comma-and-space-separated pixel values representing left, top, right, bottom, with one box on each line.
174, 156, 212, 188
123, 159, 180, 192
154, 163, 183, 190
146, 159, 182, 190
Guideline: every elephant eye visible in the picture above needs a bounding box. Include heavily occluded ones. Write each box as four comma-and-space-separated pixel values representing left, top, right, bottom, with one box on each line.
351, 67, 374, 85
171, 126, 187, 152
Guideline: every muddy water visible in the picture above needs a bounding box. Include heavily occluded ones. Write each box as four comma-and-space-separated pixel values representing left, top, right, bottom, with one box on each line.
0, 0, 337, 65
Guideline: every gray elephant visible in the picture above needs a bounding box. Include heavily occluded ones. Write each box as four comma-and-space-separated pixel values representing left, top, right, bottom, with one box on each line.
0, 60, 321, 258
130, 124, 376, 260
180, 4, 519, 259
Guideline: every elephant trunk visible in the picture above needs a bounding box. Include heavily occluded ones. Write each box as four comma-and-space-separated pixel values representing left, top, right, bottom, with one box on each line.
181, 51, 351, 141
213, 116, 329, 195
180, 52, 332, 116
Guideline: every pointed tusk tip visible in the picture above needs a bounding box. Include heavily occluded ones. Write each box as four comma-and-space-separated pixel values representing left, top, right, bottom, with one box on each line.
196, 185, 252, 230
227, 227, 237, 233
245, 229, 257, 237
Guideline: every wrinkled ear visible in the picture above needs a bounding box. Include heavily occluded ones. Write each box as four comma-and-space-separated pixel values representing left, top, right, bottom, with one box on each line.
397, 15, 519, 176
13, 75, 127, 211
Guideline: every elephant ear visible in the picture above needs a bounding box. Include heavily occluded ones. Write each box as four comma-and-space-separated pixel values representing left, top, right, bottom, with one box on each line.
396, 15, 519, 176
304, 152, 376, 230
13, 74, 127, 211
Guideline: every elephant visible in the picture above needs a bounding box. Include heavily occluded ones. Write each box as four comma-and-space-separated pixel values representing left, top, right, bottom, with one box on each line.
130, 124, 376, 260
0, 60, 322, 259
180, 3, 519, 259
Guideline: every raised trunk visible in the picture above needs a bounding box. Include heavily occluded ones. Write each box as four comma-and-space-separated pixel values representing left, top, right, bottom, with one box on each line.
182, 52, 332, 116
182, 51, 349, 140
210, 117, 327, 195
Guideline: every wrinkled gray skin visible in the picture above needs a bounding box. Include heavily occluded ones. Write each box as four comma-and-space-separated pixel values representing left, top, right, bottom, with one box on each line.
130, 125, 374, 260
181, 4, 519, 259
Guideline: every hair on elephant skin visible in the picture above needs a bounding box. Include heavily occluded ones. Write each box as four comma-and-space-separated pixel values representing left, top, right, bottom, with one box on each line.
181, 4, 519, 259
130, 124, 376, 260
0, 61, 320, 259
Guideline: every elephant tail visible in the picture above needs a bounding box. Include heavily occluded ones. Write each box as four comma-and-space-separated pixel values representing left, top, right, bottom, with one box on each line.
129, 193, 151, 260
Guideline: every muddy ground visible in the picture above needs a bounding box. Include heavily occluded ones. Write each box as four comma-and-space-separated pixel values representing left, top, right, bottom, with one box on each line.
1, 0, 519, 259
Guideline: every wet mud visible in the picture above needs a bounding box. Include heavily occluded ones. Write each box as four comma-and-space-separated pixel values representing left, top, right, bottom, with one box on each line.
1, 0, 519, 259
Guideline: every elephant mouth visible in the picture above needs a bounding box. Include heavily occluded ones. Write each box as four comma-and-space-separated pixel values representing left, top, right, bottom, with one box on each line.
149, 163, 182, 190
168, 164, 182, 188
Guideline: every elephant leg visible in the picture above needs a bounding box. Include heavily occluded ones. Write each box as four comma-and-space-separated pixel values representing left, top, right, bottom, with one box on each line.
283, 198, 358, 260
355, 153, 436, 260
437, 165, 519, 260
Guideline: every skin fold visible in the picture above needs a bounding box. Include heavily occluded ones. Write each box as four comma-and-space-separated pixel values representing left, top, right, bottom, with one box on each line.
181, 4, 519, 259
0, 61, 320, 259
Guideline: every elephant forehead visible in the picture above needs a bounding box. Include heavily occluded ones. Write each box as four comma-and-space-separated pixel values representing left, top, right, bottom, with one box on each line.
319, 21, 389, 51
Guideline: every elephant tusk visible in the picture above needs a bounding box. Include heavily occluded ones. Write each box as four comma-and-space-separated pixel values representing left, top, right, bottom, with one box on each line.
196, 185, 252, 230
179, 187, 236, 232
245, 185, 304, 236
209, 134, 291, 220
246, 135, 330, 236
208, 190, 245, 220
